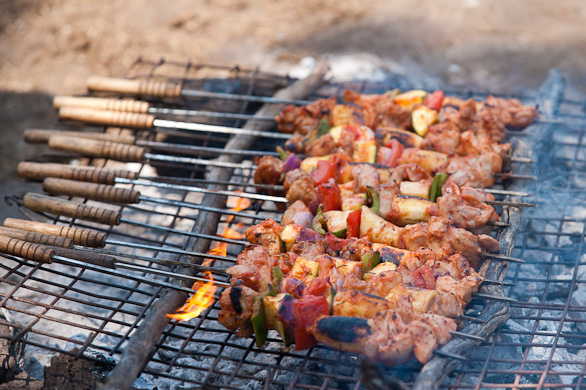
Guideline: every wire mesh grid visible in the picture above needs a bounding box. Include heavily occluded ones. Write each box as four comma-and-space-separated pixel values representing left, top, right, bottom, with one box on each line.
0, 59, 579, 389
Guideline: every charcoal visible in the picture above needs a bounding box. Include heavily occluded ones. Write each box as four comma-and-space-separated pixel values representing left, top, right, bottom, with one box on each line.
568, 288, 586, 333
0, 370, 42, 390
0, 309, 25, 383
43, 352, 96, 390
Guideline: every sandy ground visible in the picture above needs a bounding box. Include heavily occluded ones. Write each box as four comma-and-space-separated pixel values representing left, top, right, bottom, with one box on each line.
1, 0, 586, 215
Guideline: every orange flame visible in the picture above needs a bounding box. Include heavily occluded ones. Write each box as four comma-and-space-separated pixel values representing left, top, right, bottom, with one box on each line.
167, 197, 249, 322
167, 259, 217, 321
226, 192, 251, 223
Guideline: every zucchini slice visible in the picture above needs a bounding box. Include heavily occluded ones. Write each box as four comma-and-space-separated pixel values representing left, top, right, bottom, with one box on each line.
411, 105, 439, 137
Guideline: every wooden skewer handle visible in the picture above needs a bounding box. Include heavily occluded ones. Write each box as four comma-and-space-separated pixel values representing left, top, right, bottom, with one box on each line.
48, 135, 145, 162
23, 193, 121, 226
4, 218, 107, 248
43, 178, 140, 204
0, 226, 73, 248
0, 235, 54, 264
50, 246, 116, 269
87, 76, 182, 98
59, 107, 155, 129
24, 128, 136, 144
53, 96, 150, 113
18, 162, 138, 185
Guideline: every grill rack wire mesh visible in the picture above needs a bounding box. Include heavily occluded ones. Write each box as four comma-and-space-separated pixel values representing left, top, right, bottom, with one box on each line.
0, 59, 583, 389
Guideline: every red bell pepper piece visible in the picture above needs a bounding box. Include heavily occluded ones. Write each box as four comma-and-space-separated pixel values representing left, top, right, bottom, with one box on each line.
423, 90, 445, 111
316, 182, 341, 212
292, 295, 330, 350
312, 160, 336, 186
346, 209, 361, 238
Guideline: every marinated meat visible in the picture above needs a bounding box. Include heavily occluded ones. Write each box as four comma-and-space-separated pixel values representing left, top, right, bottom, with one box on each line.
437, 192, 497, 230
422, 121, 462, 155
483, 95, 537, 130
275, 97, 336, 135
245, 219, 283, 255
352, 164, 380, 192
390, 163, 432, 183
305, 133, 337, 156
281, 200, 313, 228
254, 155, 283, 186
284, 169, 318, 206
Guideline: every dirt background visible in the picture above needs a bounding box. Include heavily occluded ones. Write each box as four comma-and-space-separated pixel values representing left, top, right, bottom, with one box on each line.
1, 0, 586, 218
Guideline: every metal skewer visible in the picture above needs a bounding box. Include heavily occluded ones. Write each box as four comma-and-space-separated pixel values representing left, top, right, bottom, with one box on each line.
86, 76, 313, 106
53, 95, 277, 122
0, 235, 226, 294
19, 160, 532, 201
58, 106, 291, 139
18, 193, 249, 246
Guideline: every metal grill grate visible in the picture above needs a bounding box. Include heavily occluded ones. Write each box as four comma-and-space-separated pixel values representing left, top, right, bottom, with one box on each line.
0, 59, 582, 389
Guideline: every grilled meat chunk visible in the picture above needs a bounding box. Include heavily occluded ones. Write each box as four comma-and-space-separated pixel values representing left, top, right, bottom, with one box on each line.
245, 219, 283, 255
254, 155, 283, 186
283, 169, 318, 207
275, 97, 336, 135
281, 200, 313, 228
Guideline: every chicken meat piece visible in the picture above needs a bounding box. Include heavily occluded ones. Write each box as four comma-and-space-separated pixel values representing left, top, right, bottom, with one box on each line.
428, 253, 478, 281
428, 293, 463, 318
390, 163, 432, 184
290, 240, 326, 262
283, 169, 318, 207
352, 164, 381, 192
230, 245, 278, 290
218, 283, 257, 337
482, 95, 537, 130
324, 234, 374, 261
435, 274, 484, 306
305, 133, 338, 156
422, 121, 462, 155
275, 97, 336, 135
343, 89, 392, 129
400, 216, 500, 269
245, 219, 283, 255
253, 155, 283, 187
281, 200, 313, 228
437, 191, 497, 231
441, 152, 503, 188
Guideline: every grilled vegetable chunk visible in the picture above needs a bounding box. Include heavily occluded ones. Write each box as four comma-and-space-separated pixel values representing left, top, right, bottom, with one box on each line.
263, 293, 294, 344
314, 316, 371, 354
332, 290, 390, 319
359, 206, 401, 247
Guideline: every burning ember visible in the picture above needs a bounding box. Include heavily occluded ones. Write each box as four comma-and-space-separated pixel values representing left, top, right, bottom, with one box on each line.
168, 197, 249, 321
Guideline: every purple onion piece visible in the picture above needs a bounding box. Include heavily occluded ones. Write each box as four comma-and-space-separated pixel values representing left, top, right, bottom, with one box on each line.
282, 153, 302, 172
295, 282, 306, 297
294, 211, 313, 228
277, 294, 294, 327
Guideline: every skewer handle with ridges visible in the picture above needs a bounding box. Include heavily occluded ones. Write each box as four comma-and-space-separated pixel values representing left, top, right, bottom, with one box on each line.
53, 96, 150, 113
0, 235, 54, 263
17, 162, 137, 185
23, 193, 121, 226
43, 177, 140, 204
24, 129, 136, 144
87, 76, 182, 98
59, 107, 155, 129
48, 135, 146, 162
51, 246, 115, 268
0, 226, 73, 248
3, 218, 107, 247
